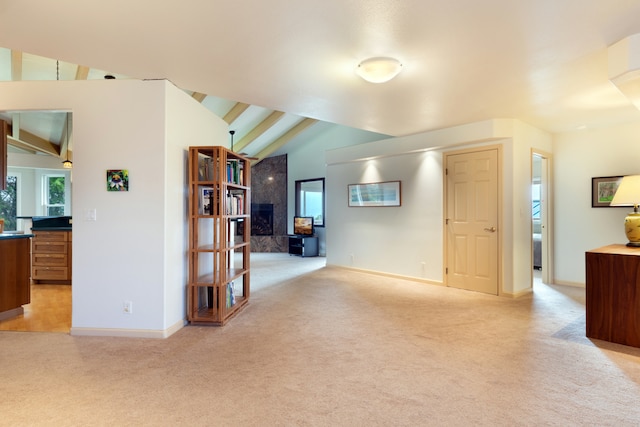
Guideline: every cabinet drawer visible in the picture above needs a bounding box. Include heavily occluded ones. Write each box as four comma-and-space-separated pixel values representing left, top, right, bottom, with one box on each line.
32, 240, 67, 254
32, 266, 69, 281
32, 252, 67, 267
33, 231, 68, 241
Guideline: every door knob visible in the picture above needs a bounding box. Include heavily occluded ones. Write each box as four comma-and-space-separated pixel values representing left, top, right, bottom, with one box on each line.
484, 227, 496, 232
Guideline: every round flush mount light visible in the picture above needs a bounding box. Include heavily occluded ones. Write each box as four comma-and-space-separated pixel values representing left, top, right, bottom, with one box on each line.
356, 57, 403, 83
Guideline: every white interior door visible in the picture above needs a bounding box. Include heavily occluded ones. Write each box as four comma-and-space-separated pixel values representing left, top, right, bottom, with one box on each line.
445, 148, 499, 295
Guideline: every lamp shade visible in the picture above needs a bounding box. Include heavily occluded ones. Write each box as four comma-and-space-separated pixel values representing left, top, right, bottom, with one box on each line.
610, 175, 640, 207
356, 57, 403, 83
610, 174, 640, 246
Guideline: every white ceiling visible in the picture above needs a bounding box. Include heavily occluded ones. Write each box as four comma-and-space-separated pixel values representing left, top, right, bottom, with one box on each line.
1, 0, 640, 142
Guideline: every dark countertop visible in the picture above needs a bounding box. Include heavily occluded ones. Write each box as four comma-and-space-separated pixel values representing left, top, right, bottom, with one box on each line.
0, 233, 33, 240
31, 216, 72, 230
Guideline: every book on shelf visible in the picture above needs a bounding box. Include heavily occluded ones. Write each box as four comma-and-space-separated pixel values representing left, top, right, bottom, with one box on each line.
199, 155, 221, 182
200, 187, 214, 215
226, 281, 236, 308
226, 190, 244, 215
226, 159, 245, 185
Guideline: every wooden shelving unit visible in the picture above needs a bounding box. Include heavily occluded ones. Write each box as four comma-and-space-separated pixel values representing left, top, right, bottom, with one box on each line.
187, 146, 251, 325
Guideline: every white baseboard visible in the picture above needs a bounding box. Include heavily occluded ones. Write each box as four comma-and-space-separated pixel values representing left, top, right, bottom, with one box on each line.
70, 318, 186, 339
501, 288, 533, 298
326, 264, 443, 287
552, 280, 585, 288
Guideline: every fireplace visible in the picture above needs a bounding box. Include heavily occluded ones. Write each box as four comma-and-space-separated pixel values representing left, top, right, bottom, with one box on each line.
251, 203, 273, 236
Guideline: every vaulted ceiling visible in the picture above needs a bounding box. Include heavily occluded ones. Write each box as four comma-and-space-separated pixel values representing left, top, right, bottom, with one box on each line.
0, 49, 329, 164
2, 0, 640, 164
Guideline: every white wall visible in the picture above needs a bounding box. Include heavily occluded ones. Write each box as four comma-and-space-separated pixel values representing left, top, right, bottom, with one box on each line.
554, 120, 640, 286
0, 79, 227, 337
326, 119, 552, 296
509, 121, 553, 294
164, 84, 229, 329
286, 122, 388, 255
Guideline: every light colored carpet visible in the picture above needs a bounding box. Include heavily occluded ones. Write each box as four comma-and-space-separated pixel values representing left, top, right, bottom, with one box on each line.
1, 253, 639, 426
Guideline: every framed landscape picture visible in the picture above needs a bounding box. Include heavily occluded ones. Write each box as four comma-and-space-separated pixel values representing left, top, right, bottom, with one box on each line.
348, 181, 401, 207
591, 176, 623, 207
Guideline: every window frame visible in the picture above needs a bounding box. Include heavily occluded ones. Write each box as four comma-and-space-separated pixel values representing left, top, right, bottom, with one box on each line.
42, 173, 69, 216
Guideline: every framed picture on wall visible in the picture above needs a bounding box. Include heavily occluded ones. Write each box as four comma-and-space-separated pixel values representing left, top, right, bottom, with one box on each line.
348, 181, 401, 207
591, 176, 624, 207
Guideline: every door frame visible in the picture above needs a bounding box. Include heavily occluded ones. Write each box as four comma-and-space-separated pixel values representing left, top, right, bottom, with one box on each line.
531, 149, 554, 285
443, 144, 503, 295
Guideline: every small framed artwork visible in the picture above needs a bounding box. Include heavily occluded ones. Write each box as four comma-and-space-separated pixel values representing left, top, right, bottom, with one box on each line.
591, 176, 624, 207
107, 169, 129, 192
348, 181, 401, 207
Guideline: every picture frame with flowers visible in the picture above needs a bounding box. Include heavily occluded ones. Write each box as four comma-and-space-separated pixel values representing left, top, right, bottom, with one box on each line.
107, 169, 129, 192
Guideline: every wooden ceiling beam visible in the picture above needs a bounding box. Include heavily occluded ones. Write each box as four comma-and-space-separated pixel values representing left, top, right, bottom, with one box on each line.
6, 124, 59, 156
191, 92, 207, 103
251, 118, 318, 165
233, 111, 285, 153
223, 102, 250, 124
75, 65, 90, 80
11, 50, 22, 81
7, 136, 37, 154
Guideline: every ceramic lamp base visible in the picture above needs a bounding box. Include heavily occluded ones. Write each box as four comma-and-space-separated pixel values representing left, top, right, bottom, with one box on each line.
624, 211, 640, 247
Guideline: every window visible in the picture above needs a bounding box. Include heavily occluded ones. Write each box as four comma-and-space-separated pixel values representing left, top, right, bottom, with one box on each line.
0, 175, 18, 231
295, 178, 325, 227
44, 175, 66, 216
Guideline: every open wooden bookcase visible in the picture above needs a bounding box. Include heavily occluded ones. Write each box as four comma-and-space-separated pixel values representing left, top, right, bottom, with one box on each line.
187, 146, 251, 325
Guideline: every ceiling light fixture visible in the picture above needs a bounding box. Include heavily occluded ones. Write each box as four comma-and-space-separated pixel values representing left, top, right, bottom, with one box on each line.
356, 57, 403, 83
62, 112, 72, 169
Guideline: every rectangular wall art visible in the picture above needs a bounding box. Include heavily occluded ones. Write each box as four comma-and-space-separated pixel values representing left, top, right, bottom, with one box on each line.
348, 181, 401, 207
107, 169, 129, 192
591, 176, 623, 207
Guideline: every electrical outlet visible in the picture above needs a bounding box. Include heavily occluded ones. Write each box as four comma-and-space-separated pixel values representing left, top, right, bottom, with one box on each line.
123, 300, 133, 314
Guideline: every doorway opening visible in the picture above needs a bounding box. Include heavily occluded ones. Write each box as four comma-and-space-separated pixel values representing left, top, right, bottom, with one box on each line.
0, 110, 73, 333
531, 150, 553, 287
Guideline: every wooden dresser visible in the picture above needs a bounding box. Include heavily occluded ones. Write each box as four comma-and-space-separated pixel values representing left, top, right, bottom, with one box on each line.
585, 244, 640, 348
31, 230, 72, 283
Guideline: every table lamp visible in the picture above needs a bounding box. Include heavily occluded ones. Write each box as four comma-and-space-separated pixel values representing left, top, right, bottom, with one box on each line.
610, 174, 640, 246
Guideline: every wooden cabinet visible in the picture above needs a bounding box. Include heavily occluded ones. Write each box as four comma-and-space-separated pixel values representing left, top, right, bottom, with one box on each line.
288, 235, 319, 257
0, 236, 31, 319
32, 230, 72, 283
187, 146, 251, 325
586, 244, 640, 348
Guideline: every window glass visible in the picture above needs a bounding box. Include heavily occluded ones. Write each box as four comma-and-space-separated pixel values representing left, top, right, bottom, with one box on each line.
0, 175, 17, 231
532, 183, 541, 219
44, 175, 66, 216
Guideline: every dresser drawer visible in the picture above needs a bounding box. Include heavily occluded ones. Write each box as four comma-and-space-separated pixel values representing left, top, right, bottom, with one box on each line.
32, 240, 67, 254
32, 252, 67, 267
32, 231, 68, 241
32, 266, 69, 281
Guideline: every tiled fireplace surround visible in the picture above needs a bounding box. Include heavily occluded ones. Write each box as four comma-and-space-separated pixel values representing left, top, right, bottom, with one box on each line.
250, 154, 288, 252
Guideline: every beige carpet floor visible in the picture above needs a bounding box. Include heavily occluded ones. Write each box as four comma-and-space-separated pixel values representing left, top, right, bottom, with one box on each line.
1, 254, 639, 426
